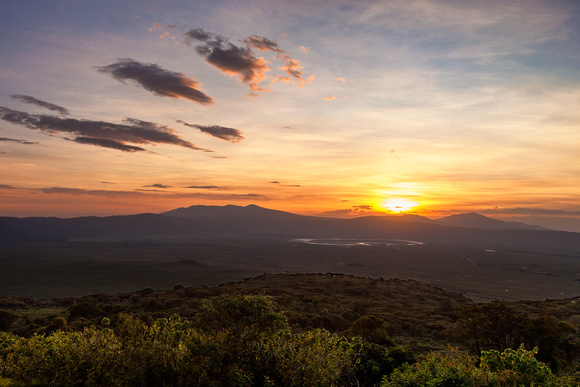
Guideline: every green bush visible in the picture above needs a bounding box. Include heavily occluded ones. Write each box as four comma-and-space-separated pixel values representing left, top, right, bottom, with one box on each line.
0, 296, 361, 386
382, 345, 576, 387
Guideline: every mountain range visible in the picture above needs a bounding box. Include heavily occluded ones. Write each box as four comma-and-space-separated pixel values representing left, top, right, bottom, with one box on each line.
1, 204, 578, 251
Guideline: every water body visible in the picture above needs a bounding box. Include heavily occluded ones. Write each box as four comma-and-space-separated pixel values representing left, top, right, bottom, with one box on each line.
292, 238, 424, 247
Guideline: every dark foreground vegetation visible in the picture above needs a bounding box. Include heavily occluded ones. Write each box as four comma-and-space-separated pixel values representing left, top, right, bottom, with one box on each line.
1, 273, 580, 386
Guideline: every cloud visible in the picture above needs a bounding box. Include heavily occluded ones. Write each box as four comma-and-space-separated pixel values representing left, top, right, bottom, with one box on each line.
335, 77, 346, 82
183, 28, 313, 93
184, 185, 227, 189
184, 28, 270, 92
276, 54, 315, 87
37, 187, 146, 197
148, 22, 163, 32
322, 96, 336, 101
298, 46, 311, 53
144, 184, 172, 189
1, 184, 269, 201
243, 35, 283, 52
0, 136, 39, 145
325, 205, 386, 216
269, 181, 300, 187
10, 94, 70, 115
0, 107, 210, 152
176, 119, 244, 143
96, 59, 214, 105
73, 137, 146, 152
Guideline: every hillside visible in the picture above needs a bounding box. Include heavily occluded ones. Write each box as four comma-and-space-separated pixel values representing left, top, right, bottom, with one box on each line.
2, 273, 579, 378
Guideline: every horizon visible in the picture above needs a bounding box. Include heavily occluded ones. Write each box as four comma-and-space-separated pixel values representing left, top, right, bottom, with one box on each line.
4, 202, 580, 233
1, 1, 580, 223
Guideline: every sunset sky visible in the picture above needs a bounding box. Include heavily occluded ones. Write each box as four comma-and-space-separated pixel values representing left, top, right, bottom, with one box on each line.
1, 0, 579, 219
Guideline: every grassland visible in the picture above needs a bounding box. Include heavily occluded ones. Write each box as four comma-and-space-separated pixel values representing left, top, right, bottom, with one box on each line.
1, 237, 579, 302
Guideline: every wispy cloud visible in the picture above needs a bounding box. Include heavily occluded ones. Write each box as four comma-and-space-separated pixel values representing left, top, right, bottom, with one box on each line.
322, 96, 335, 101
184, 185, 227, 189
0, 107, 210, 152
269, 181, 300, 187
96, 59, 214, 105
0, 136, 39, 145
176, 119, 244, 142
325, 205, 386, 216
73, 137, 146, 152
243, 35, 283, 53
144, 183, 172, 189
0, 184, 270, 201
10, 94, 70, 115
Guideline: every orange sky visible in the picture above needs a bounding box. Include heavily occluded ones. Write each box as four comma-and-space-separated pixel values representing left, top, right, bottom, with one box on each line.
1, 0, 580, 220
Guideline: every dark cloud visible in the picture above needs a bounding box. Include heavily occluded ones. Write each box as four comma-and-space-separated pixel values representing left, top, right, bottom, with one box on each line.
10, 94, 70, 115
73, 137, 146, 152
176, 120, 244, 143
184, 185, 227, 189
184, 28, 315, 94
325, 205, 385, 216
38, 187, 146, 197
0, 107, 210, 152
269, 181, 300, 187
0, 183, 269, 201
324, 209, 353, 215
96, 59, 214, 105
144, 184, 172, 189
100, 181, 115, 184
0, 136, 38, 145
243, 35, 282, 52
184, 28, 270, 92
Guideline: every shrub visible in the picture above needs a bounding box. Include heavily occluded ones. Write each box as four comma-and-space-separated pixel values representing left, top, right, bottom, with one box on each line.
0, 311, 15, 332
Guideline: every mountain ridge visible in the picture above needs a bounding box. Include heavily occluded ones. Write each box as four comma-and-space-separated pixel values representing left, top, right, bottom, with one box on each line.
0, 204, 577, 251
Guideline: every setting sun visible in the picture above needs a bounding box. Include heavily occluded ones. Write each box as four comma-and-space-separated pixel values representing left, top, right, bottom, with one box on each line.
381, 199, 419, 213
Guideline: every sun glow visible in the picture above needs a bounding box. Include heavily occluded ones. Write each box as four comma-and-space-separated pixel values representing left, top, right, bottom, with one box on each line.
382, 199, 419, 213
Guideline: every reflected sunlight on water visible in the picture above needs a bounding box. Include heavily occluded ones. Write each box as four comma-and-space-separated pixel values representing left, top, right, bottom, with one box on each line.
291, 238, 424, 247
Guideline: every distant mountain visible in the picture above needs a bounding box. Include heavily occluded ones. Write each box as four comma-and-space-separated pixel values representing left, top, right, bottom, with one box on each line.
436, 212, 548, 231
1, 205, 578, 251
498, 215, 580, 233
163, 204, 315, 222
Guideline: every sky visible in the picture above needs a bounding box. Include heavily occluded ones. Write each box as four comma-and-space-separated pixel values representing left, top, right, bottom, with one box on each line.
1, 0, 580, 221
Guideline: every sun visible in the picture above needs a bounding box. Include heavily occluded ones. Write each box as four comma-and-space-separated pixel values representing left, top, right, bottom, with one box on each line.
381, 198, 419, 213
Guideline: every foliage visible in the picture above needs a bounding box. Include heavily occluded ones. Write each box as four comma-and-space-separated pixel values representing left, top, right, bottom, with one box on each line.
345, 315, 395, 347
454, 300, 527, 354
2, 274, 580, 382
0, 312, 15, 333
382, 345, 576, 387
354, 342, 415, 386
0, 295, 361, 386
